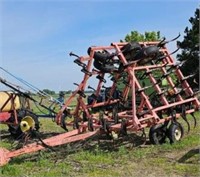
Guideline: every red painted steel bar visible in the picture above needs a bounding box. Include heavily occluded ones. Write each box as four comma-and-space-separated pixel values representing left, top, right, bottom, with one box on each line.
0, 130, 98, 166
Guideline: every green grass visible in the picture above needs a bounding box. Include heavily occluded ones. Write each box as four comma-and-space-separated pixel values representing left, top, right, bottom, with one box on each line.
0, 112, 200, 177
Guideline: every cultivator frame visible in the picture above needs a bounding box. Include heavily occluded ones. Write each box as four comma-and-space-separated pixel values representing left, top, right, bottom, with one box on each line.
56, 41, 199, 133
0, 38, 199, 166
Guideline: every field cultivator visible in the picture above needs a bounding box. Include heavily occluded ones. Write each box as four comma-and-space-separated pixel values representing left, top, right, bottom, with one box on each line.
1, 36, 200, 166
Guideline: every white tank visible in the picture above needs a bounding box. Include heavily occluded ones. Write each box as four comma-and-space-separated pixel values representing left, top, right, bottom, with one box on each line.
0, 91, 21, 112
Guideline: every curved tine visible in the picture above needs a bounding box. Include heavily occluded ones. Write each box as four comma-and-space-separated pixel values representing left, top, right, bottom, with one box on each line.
169, 33, 181, 42
181, 114, 190, 133
161, 47, 180, 60
170, 47, 180, 55
61, 116, 68, 132
102, 85, 110, 89
158, 33, 181, 47
88, 85, 96, 91
69, 52, 80, 58
157, 37, 166, 47
156, 48, 180, 63
155, 55, 166, 63
181, 105, 190, 133
73, 83, 79, 86
191, 113, 197, 128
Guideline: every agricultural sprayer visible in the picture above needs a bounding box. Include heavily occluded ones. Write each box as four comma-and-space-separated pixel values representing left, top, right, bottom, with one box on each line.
0, 69, 65, 139
0, 35, 199, 166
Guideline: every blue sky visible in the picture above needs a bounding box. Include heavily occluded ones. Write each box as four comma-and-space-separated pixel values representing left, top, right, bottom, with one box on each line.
0, 0, 199, 92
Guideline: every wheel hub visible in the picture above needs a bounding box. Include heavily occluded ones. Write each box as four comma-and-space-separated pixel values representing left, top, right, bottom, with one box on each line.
174, 128, 181, 140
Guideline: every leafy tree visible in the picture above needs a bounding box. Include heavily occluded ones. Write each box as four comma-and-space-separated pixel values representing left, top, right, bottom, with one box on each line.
177, 8, 199, 89
66, 90, 72, 94
58, 90, 72, 95
43, 89, 55, 95
121, 30, 161, 42
117, 30, 162, 92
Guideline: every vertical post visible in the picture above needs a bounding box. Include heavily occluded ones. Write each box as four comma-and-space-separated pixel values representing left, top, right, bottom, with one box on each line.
132, 69, 136, 120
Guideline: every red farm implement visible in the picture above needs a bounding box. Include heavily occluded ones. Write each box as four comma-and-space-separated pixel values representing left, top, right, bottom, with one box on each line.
0, 76, 60, 138
0, 36, 199, 166
0, 88, 40, 138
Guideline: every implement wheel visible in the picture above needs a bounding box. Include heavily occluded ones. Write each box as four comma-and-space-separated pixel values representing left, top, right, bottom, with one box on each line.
168, 122, 184, 144
8, 111, 39, 139
8, 124, 23, 139
149, 124, 167, 145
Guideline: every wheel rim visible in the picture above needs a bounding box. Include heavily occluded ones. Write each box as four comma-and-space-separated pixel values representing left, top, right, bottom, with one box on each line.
174, 128, 182, 141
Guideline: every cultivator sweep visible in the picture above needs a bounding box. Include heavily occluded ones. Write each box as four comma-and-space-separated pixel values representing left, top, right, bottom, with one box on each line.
0, 36, 199, 166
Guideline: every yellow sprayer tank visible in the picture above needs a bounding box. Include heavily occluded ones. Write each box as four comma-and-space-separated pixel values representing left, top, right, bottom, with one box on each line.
0, 91, 21, 112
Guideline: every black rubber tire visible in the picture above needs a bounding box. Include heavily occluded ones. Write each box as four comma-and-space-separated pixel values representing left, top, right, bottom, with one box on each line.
8, 124, 23, 139
168, 122, 184, 144
88, 47, 113, 62
144, 46, 159, 56
137, 46, 159, 65
121, 41, 141, 54
8, 111, 40, 139
149, 124, 167, 145
93, 59, 116, 73
26, 112, 40, 131
93, 51, 113, 62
